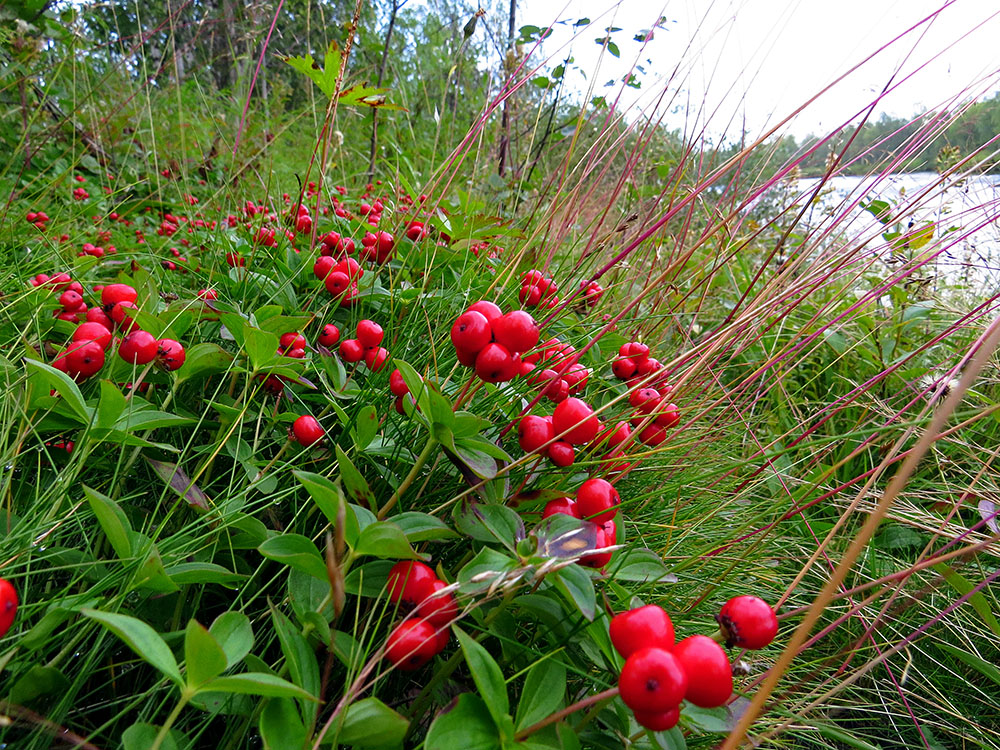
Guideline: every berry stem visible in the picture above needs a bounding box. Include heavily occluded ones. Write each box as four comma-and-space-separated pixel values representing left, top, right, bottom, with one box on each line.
514, 687, 620, 741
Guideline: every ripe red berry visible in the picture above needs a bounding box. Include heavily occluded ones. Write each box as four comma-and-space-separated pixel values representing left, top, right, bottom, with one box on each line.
575, 478, 620, 523
633, 706, 681, 732
518, 415, 554, 453
291, 415, 324, 446
387, 561, 438, 607
474, 342, 516, 383
110, 300, 139, 330
339, 339, 365, 363
73, 322, 112, 350
324, 270, 351, 297
385, 619, 440, 671
673, 635, 733, 708
389, 369, 409, 396
319, 324, 340, 347
101, 283, 138, 308
356, 319, 384, 348
580, 519, 615, 568
413, 579, 458, 626
279, 332, 306, 352
467, 300, 502, 324
0, 578, 18, 638
491, 310, 539, 354
65, 340, 105, 380
365, 346, 389, 371
451, 311, 492, 354
612, 357, 638, 380
86, 307, 114, 330
609, 605, 675, 659
541, 497, 580, 519
157, 339, 186, 370
118, 330, 158, 365
618, 647, 688, 713
59, 290, 84, 310
552, 397, 599, 445
547, 440, 575, 467
716, 596, 778, 650
314, 255, 336, 280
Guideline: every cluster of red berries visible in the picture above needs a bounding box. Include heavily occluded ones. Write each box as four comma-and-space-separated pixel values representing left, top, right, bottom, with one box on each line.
519, 396, 605, 467
389, 368, 414, 414
0, 578, 17, 639
611, 596, 777, 731
278, 331, 308, 360
540, 477, 621, 568
519, 269, 560, 308
26, 210, 50, 231
383, 561, 457, 671
72, 187, 90, 201
314, 253, 363, 307
450, 303, 539, 384
338, 319, 389, 372
359, 230, 395, 265
578, 279, 604, 309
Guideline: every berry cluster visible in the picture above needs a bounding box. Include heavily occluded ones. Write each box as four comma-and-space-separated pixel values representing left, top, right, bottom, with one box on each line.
339, 319, 389, 372
26, 210, 50, 231
518, 269, 559, 308
314, 254, 364, 307
383, 561, 457, 671
450, 303, 539, 384
610, 597, 777, 731
519, 396, 603, 468
389, 368, 414, 414
577, 279, 605, 309
540, 477, 621, 568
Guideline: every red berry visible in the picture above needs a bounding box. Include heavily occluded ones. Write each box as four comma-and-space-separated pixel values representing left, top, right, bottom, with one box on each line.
118, 330, 158, 365
638, 424, 667, 447
384, 619, 439, 671
389, 369, 409, 396
357, 319, 384, 348
451, 311, 492, 353
110, 300, 139, 329
0, 578, 18, 638
413, 579, 458, 626
618, 647, 688, 713
64, 340, 105, 380
339, 339, 365, 363
73, 322, 112, 350
466, 300, 502, 324
474, 342, 515, 383
319, 324, 340, 347
716, 596, 778, 650
673, 635, 733, 708
609, 605, 675, 659
612, 357, 637, 380
580, 520, 615, 568
387, 561, 438, 607
365, 346, 389, 371
157, 339, 186, 370
59, 290, 84, 310
324, 270, 351, 297
292, 415, 324, 446
633, 706, 681, 732
519, 284, 542, 306
541, 497, 580, 519
101, 283, 137, 308
280, 332, 306, 352
86, 307, 114, 330
491, 310, 539, 354
552, 397, 599, 445
630, 388, 661, 411
575, 478, 620, 523
518, 415, 554, 454
547, 440, 575, 467
313, 255, 336, 280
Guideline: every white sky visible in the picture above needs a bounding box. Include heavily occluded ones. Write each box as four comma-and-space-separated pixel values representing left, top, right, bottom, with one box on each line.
515, 0, 1000, 141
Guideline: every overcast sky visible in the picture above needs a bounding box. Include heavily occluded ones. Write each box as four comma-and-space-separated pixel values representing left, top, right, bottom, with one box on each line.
515, 0, 1000, 141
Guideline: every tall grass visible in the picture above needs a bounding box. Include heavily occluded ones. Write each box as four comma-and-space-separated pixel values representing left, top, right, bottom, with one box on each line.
1, 1, 999, 748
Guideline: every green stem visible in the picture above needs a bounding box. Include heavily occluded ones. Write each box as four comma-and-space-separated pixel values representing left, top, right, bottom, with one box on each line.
151, 689, 192, 750
377, 436, 437, 520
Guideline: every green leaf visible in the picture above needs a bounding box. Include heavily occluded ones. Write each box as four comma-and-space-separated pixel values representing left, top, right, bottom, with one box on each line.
393, 512, 458, 542
123, 723, 188, 750
933, 564, 1000, 637
457, 547, 517, 593
130, 535, 180, 594
83, 485, 132, 559
200, 673, 319, 701
282, 41, 343, 98
260, 698, 308, 750
164, 562, 245, 588
259, 535, 328, 581
339, 83, 406, 110
185, 619, 228, 686
815, 723, 883, 750
96, 379, 127, 432
26, 358, 90, 423
244, 324, 280, 371
425, 693, 501, 750
338, 697, 410, 746
551, 566, 596, 621
271, 608, 321, 701
681, 704, 730, 732
209, 612, 254, 669
335, 446, 376, 513
514, 659, 565, 731
9, 666, 69, 706
609, 548, 676, 584
353, 404, 379, 450
354, 521, 418, 560
176, 342, 234, 384
294, 470, 358, 547
454, 626, 509, 726
938, 642, 1000, 685
81, 608, 182, 685
453, 500, 524, 550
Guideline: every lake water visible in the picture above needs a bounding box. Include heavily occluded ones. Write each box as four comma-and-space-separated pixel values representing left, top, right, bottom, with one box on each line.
788, 172, 1000, 295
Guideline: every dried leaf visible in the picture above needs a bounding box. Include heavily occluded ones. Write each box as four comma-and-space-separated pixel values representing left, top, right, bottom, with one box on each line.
146, 458, 210, 510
